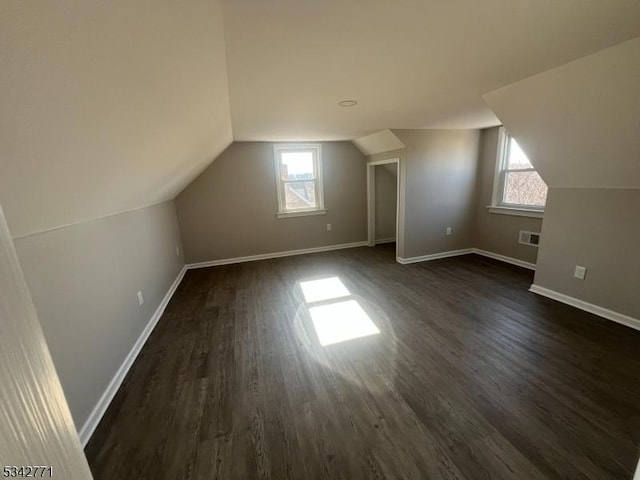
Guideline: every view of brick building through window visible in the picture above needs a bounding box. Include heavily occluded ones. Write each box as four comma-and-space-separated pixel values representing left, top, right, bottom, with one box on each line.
502, 136, 548, 207
285, 182, 316, 210
281, 151, 318, 210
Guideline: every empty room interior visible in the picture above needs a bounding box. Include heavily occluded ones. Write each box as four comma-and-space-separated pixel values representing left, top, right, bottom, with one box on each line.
2, 1, 640, 479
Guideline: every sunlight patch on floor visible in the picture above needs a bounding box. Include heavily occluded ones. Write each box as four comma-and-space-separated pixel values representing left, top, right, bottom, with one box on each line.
309, 300, 381, 346
299, 276, 380, 347
299, 276, 350, 303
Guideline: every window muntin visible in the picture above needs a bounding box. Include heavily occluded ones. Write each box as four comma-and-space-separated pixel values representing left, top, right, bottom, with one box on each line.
274, 144, 324, 215
498, 132, 547, 209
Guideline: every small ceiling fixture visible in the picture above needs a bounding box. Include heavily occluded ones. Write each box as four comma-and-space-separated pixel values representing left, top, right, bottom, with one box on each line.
338, 100, 358, 107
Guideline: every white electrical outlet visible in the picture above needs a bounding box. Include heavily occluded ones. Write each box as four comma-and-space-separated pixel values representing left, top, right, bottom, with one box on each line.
574, 266, 587, 280
446, 227, 452, 236
327, 224, 332, 231
137, 290, 144, 306
176, 246, 180, 256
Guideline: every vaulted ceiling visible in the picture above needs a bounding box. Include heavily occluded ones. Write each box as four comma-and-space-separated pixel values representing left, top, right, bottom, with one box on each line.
1, 0, 639, 237
0, 0, 232, 237
484, 37, 640, 189
222, 0, 640, 141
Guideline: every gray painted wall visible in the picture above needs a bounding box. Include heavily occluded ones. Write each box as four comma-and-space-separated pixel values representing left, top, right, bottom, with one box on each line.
474, 127, 543, 264
176, 142, 367, 263
482, 39, 640, 322
483, 38, 640, 190
534, 188, 640, 319
0, 203, 92, 478
0, 0, 232, 239
14, 201, 184, 430
393, 129, 479, 259
375, 163, 397, 242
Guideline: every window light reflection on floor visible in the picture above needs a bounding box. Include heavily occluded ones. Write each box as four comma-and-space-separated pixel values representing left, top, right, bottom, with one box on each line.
299, 277, 351, 303
308, 300, 380, 346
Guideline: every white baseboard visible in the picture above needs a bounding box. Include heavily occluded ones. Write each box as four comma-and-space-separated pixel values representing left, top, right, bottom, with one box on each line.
529, 284, 640, 332
471, 248, 536, 271
396, 247, 536, 270
375, 238, 396, 245
79, 241, 369, 445
78, 265, 188, 446
397, 248, 474, 264
187, 241, 368, 269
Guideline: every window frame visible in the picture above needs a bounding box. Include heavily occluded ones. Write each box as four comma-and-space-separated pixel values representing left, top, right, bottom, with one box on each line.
489, 127, 545, 218
273, 143, 326, 219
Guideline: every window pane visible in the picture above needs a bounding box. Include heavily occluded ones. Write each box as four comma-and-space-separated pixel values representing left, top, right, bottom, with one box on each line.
503, 171, 548, 207
507, 137, 533, 169
284, 181, 316, 210
280, 151, 314, 180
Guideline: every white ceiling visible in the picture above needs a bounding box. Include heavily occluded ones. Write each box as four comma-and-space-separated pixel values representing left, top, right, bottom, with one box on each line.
2, 0, 639, 237
0, 0, 232, 237
484, 37, 640, 188
353, 130, 405, 156
222, 0, 640, 141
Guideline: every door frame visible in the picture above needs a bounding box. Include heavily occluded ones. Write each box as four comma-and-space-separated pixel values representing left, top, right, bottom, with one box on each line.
367, 158, 401, 260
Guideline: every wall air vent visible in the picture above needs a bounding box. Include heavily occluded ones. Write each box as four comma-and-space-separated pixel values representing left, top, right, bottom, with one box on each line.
519, 230, 541, 247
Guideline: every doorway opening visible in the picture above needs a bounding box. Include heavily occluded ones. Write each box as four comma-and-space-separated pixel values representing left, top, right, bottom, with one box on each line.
367, 158, 400, 261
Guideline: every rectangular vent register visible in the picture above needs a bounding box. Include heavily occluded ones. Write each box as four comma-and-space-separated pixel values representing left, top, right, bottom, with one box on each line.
519, 231, 540, 247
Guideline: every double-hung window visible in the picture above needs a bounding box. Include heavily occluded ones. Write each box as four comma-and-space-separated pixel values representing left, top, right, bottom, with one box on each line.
491, 128, 547, 216
274, 144, 326, 218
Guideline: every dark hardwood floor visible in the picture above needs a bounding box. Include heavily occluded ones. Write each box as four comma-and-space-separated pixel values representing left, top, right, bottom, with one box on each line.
85, 244, 640, 479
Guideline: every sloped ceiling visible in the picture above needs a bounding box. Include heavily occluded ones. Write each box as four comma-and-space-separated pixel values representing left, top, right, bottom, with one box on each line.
2, 1, 639, 238
222, 0, 640, 141
0, 0, 233, 237
484, 37, 640, 188
353, 130, 405, 156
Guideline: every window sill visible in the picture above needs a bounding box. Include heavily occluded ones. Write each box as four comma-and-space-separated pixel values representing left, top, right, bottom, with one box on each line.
276, 209, 327, 219
487, 206, 544, 219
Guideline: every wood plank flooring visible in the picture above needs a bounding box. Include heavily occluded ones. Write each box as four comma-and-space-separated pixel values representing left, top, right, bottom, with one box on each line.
85, 245, 640, 479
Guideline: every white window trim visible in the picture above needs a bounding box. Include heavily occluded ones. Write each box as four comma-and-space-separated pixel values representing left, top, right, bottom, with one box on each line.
486, 205, 544, 218
274, 143, 326, 219
488, 127, 545, 218
276, 209, 327, 219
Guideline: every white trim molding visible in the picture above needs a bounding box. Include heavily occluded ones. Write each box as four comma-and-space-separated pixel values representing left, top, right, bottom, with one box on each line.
79, 241, 370, 445
367, 158, 401, 260
396, 248, 537, 270
187, 241, 368, 269
276, 209, 327, 219
489, 127, 547, 215
78, 265, 188, 446
529, 284, 640, 332
368, 158, 401, 166
397, 249, 474, 264
472, 248, 536, 270
274, 143, 325, 218
486, 206, 544, 218
491, 126, 507, 207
